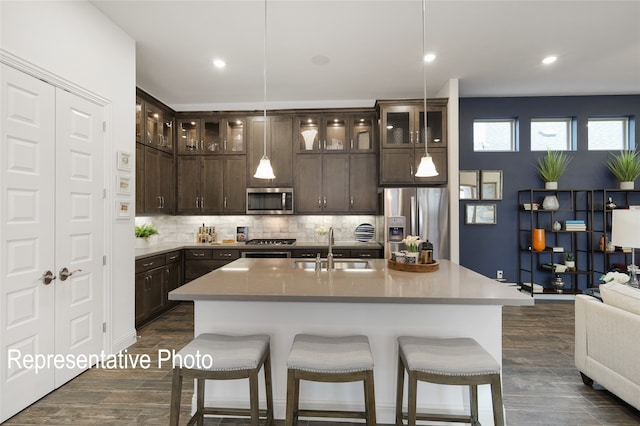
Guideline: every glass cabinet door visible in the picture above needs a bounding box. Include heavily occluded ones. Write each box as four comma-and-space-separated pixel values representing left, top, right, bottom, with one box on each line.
350, 115, 375, 152
177, 119, 201, 154
382, 107, 411, 147
297, 117, 320, 152
136, 97, 144, 143
162, 116, 173, 150
426, 108, 444, 145
145, 104, 161, 146
323, 116, 347, 152
225, 119, 245, 153
203, 119, 221, 153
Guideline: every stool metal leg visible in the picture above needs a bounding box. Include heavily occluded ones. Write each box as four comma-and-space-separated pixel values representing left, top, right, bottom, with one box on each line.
395, 353, 405, 426
169, 368, 183, 426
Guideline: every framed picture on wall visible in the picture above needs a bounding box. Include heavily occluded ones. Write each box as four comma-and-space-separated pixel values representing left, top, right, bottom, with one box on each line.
116, 174, 131, 195
466, 204, 497, 225
116, 150, 132, 171
116, 200, 131, 219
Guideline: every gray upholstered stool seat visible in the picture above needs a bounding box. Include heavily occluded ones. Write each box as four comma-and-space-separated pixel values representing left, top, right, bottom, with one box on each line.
169, 333, 273, 426
396, 336, 504, 426
285, 334, 376, 426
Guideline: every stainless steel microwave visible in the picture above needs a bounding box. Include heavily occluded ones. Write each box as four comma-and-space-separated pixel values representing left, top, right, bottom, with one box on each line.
246, 188, 294, 215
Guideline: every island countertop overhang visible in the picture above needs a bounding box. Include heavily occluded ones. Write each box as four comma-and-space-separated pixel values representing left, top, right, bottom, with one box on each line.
169, 258, 534, 306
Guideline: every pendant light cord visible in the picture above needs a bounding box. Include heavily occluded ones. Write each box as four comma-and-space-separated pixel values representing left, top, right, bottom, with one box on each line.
422, 0, 428, 155
263, 0, 268, 156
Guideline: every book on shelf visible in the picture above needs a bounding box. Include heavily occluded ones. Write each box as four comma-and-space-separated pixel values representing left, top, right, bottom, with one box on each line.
552, 246, 564, 252
565, 220, 585, 224
520, 282, 543, 293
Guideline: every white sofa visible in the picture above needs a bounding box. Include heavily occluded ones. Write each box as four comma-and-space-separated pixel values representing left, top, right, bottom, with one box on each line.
575, 283, 640, 411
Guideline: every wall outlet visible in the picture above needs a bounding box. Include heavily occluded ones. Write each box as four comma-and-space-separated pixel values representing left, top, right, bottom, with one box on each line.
497, 270, 504, 279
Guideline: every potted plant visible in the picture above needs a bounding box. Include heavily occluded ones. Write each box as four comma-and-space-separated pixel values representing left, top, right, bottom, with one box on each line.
402, 235, 421, 264
135, 223, 158, 248
534, 150, 572, 190
605, 149, 640, 190
564, 253, 575, 271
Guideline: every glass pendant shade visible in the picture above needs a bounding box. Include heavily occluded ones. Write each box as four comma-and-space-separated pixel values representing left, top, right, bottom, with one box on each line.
254, 155, 275, 179
415, 153, 438, 177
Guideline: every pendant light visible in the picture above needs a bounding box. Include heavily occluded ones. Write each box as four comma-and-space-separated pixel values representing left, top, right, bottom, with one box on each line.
414, 0, 438, 178
254, 0, 275, 179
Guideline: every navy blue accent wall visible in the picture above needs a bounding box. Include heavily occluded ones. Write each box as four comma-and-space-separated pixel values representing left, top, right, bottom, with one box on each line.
459, 95, 640, 281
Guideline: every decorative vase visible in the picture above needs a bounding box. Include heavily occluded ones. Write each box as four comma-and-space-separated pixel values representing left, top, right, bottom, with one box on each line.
552, 221, 562, 231
619, 181, 634, 190
542, 195, 560, 210
545, 181, 558, 190
552, 275, 565, 293
301, 129, 317, 150
532, 229, 545, 252
565, 261, 575, 271
135, 238, 150, 248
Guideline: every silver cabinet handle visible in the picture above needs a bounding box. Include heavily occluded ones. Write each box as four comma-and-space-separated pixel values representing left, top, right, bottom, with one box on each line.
200, 140, 204, 151
157, 196, 162, 208
195, 197, 200, 208
360, 253, 372, 258
224, 197, 227, 209
410, 165, 414, 176
193, 253, 205, 257
350, 196, 354, 208
201, 197, 204, 209
40, 270, 56, 285
224, 140, 227, 152
323, 197, 327, 207
350, 139, 354, 150
318, 197, 322, 209
59, 267, 82, 281
143, 261, 155, 267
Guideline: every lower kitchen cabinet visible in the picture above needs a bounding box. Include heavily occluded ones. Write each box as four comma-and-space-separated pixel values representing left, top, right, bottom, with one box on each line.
292, 248, 382, 258
184, 248, 240, 282
135, 251, 184, 327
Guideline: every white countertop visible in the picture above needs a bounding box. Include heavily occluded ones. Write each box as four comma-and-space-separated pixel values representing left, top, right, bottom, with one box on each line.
169, 258, 534, 306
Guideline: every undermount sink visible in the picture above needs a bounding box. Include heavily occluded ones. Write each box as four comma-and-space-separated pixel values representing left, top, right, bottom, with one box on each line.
291, 259, 372, 271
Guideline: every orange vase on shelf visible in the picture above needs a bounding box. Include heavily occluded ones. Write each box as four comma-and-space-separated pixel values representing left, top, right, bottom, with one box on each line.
532, 229, 546, 252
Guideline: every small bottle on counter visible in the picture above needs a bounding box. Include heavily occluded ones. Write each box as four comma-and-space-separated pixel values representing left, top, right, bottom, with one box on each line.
210, 227, 217, 244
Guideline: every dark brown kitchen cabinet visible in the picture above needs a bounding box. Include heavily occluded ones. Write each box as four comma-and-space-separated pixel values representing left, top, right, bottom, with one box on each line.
165, 251, 183, 308
350, 249, 383, 259
349, 154, 378, 213
142, 146, 174, 214
135, 255, 166, 327
295, 154, 350, 213
184, 249, 240, 282
247, 115, 294, 187
295, 114, 349, 153
177, 117, 245, 155
349, 113, 377, 153
144, 102, 174, 153
177, 156, 246, 214
378, 99, 447, 185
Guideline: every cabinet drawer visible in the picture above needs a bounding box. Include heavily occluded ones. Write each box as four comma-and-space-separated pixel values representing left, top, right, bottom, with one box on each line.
184, 249, 213, 260
185, 259, 230, 281
351, 249, 381, 259
165, 250, 182, 264
212, 250, 240, 260
135, 254, 165, 274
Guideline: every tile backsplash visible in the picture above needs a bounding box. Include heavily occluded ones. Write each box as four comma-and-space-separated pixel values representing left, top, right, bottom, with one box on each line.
135, 215, 381, 244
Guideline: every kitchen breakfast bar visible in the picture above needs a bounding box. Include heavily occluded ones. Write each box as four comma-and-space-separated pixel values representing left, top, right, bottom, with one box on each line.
169, 258, 533, 424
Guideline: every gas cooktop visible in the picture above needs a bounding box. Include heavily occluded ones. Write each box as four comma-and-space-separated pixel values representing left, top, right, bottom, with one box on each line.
245, 238, 296, 246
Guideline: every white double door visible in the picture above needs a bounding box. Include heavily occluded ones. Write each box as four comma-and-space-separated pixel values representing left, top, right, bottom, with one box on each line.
1, 64, 105, 422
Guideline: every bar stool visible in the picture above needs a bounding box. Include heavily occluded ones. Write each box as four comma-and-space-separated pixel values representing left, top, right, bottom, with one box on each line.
169, 333, 273, 426
285, 334, 376, 426
396, 336, 505, 426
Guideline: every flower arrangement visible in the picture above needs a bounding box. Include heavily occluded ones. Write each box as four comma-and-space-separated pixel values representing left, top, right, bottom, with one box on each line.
402, 235, 421, 252
600, 271, 630, 284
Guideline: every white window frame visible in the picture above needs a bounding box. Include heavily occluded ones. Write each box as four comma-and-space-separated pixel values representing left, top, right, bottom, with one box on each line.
473, 119, 517, 152
530, 118, 573, 151
587, 117, 630, 151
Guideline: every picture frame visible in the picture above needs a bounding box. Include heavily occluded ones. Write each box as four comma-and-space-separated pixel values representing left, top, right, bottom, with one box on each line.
116, 150, 132, 171
481, 182, 497, 199
116, 199, 132, 220
116, 174, 132, 195
480, 170, 503, 200
459, 170, 479, 200
466, 204, 497, 225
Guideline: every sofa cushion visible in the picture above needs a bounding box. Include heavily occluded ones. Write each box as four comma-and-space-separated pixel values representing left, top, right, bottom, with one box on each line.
600, 282, 640, 315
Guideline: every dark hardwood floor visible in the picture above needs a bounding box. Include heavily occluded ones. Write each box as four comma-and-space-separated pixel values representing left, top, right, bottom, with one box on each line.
4, 300, 640, 425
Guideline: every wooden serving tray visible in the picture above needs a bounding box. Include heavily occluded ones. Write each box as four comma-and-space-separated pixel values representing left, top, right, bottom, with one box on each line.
387, 259, 439, 272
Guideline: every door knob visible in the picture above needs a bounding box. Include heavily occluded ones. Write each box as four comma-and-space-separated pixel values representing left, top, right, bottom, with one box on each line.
59, 267, 82, 281
40, 270, 56, 285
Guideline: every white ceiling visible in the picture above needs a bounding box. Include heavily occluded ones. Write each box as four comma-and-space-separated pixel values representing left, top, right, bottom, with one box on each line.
91, 0, 640, 112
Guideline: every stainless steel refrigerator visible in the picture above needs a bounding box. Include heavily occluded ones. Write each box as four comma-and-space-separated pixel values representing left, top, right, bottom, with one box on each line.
382, 188, 449, 260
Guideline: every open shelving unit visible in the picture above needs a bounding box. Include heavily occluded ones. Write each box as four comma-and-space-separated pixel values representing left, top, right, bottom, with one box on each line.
518, 189, 594, 296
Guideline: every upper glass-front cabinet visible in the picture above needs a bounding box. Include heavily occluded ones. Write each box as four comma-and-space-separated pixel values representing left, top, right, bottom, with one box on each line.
136, 97, 144, 143
138, 97, 174, 152
177, 117, 244, 155
381, 103, 444, 148
295, 114, 373, 153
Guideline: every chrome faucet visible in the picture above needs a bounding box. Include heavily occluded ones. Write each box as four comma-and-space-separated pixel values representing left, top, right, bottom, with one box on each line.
327, 227, 335, 271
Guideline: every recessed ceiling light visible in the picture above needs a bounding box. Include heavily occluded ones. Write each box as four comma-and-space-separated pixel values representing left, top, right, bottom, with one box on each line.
213, 59, 226, 68
542, 56, 557, 65
424, 53, 436, 63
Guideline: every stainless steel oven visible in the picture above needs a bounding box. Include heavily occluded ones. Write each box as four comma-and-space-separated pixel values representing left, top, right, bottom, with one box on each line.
241, 251, 291, 258
246, 188, 294, 215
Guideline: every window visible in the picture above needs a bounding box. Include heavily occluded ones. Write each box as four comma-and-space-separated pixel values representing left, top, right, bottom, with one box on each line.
531, 118, 572, 151
473, 119, 516, 151
588, 117, 629, 150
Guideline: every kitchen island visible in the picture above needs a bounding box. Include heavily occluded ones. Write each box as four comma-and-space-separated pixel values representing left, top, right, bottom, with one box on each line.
169, 258, 533, 424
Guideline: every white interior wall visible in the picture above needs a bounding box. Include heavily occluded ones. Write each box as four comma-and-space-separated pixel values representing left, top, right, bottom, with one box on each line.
1, 0, 137, 353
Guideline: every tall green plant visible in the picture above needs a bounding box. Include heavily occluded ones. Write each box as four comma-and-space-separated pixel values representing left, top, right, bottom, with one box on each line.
606, 150, 640, 182
534, 151, 572, 182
